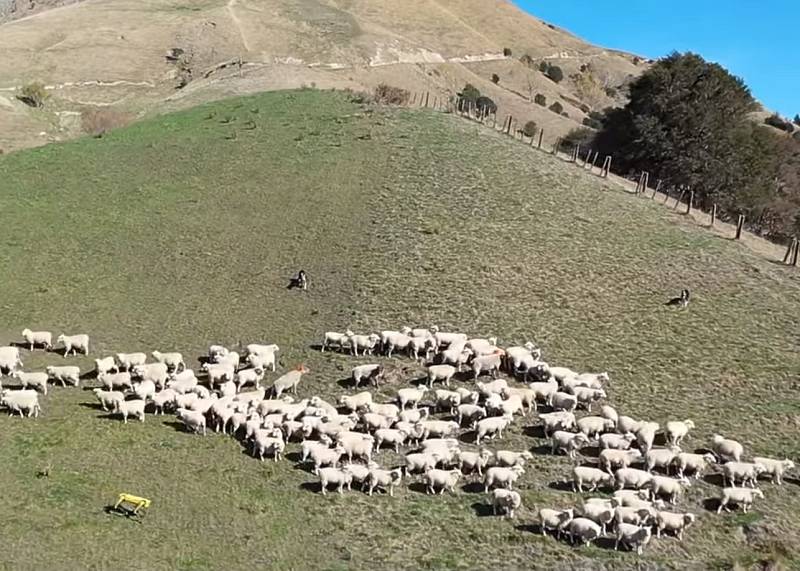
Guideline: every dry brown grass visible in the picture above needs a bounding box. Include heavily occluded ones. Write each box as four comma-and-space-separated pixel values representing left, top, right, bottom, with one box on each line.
81, 107, 134, 137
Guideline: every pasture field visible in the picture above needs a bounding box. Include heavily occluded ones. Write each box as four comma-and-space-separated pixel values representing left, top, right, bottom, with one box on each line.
0, 90, 798, 571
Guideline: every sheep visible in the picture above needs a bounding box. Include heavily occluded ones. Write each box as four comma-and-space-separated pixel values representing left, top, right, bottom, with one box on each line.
484, 393, 504, 416
466, 337, 498, 356
408, 335, 436, 361
600, 405, 618, 426
471, 351, 504, 380
599, 433, 636, 450
426, 365, 457, 389
191, 385, 212, 401
717, 487, 764, 514
566, 517, 602, 546
234, 367, 265, 391
433, 389, 461, 413
569, 387, 607, 410
174, 392, 199, 410
581, 502, 616, 535
234, 387, 267, 408
394, 421, 425, 445
1, 389, 41, 417
167, 371, 198, 394
528, 378, 559, 404
93, 388, 124, 411
349, 333, 380, 356
614, 506, 656, 527
341, 461, 378, 491
752, 457, 795, 485
548, 366, 578, 383
300, 436, 333, 463
456, 404, 486, 428
572, 466, 614, 493
397, 386, 427, 409
551, 431, 590, 460
673, 452, 717, 480
132, 380, 157, 402
310, 444, 346, 474
458, 448, 493, 476
21, 329, 52, 351
367, 468, 403, 496
151, 351, 184, 373
455, 387, 479, 404
383, 332, 413, 357
364, 402, 400, 420
420, 419, 460, 440
94, 357, 117, 376
616, 415, 641, 435
254, 396, 294, 416
425, 468, 461, 495
549, 391, 578, 413
722, 461, 766, 488
504, 342, 536, 372
404, 452, 440, 476
203, 363, 235, 388
501, 387, 537, 414
246, 351, 273, 373
246, 344, 279, 363
711, 434, 744, 462
484, 465, 524, 492
114, 399, 146, 423
645, 446, 682, 474
308, 396, 337, 419
0, 346, 23, 374
665, 419, 695, 446
57, 333, 89, 356
655, 512, 696, 540
614, 523, 652, 555
115, 353, 147, 371
321, 331, 351, 352
599, 449, 642, 475
315, 418, 358, 440
539, 508, 574, 538
431, 327, 467, 349
613, 489, 661, 509
577, 415, 615, 438
648, 475, 689, 504
495, 450, 533, 468
539, 411, 577, 437
438, 345, 472, 372
318, 467, 353, 495
475, 414, 513, 444
271, 365, 309, 397
98, 371, 133, 392
252, 430, 285, 462
45, 365, 81, 387
207, 345, 229, 363
186, 396, 219, 416
351, 364, 383, 388
337, 432, 374, 463
475, 378, 508, 400
374, 428, 410, 453
132, 362, 169, 389
635, 421, 660, 454
498, 394, 525, 418
12, 371, 49, 394
339, 391, 372, 412
491, 489, 522, 518
615, 468, 654, 490
420, 438, 460, 456
217, 380, 237, 398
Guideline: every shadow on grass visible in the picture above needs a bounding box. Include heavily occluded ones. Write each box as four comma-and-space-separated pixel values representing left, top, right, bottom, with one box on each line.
702, 497, 722, 512
336, 378, 356, 389
78, 402, 105, 411
162, 420, 192, 433
595, 537, 617, 551
299, 481, 320, 494
408, 482, 429, 494
523, 425, 546, 439
462, 481, 484, 494
547, 480, 574, 492
458, 430, 477, 444
703, 473, 725, 487
530, 444, 553, 456
470, 502, 495, 517
581, 446, 600, 459
515, 523, 546, 535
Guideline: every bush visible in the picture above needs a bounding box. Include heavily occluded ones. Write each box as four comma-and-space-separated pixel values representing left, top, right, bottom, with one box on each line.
534, 93, 547, 106
491, 73, 500, 84
583, 116, 603, 129
519, 54, 534, 66
561, 111, 569, 118
373, 84, 410, 106
460, 83, 481, 104
81, 108, 133, 138
765, 113, 795, 133
545, 65, 564, 83
522, 120, 537, 138
18, 82, 48, 108
538, 61, 548, 73
604, 86, 618, 98
503, 47, 512, 57
794, 114, 800, 126
475, 96, 497, 115
562, 127, 596, 150
548, 101, 564, 114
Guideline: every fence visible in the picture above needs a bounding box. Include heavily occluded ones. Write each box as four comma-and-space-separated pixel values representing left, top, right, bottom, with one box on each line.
402, 91, 799, 268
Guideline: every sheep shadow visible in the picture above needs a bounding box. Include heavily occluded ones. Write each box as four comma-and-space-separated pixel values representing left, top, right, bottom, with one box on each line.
703, 473, 725, 487
46, 347, 71, 357
470, 502, 495, 517
458, 430, 477, 444
515, 523, 544, 535
595, 537, 617, 551
335, 378, 355, 389
581, 446, 601, 459
702, 497, 722, 513
78, 402, 105, 411
653, 433, 669, 446
530, 444, 552, 456
547, 480, 574, 493
523, 425, 546, 439
162, 420, 191, 433
407, 482, 429, 495
308, 343, 324, 352
462, 481, 485, 494
299, 481, 320, 494
9, 341, 30, 350
103, 505, 144, 523
95, 413, 122, 422
80, 370, 99, 381
284, 451, 304, 463
783, 476, 800, 487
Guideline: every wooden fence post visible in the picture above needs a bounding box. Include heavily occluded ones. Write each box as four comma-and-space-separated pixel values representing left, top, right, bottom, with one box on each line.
507, 117, 514, 135
686, 190, 694, 214
783, 238, 797, 264
552, 138, 561, 156
424, 92, 430, 107
530, 131, 536, 147
411, 92, 417, 106
591, 151, 599, 171
710, 204, 717, 227
793, 240, 800, 266
735, 214, 745, 240
492, 114, 497, 129
573, 144, 580, 163
673, 190, 685, 211
537, 129, 544, 149
601, 156, 612, 177
652, 179, 661, 200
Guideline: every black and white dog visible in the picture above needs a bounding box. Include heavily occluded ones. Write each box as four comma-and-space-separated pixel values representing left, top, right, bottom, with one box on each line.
666, 288, 690, 308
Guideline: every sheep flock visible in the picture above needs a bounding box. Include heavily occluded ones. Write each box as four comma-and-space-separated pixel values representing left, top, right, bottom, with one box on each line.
0, 324, 795, 556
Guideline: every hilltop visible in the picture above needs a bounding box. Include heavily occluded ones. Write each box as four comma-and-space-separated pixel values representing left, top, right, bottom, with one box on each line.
0, 0, 644, 151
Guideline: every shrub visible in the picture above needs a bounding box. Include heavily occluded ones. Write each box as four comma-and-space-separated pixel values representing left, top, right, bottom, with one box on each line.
491, 73, 500, 84
503, 47, 512, 57
522, 120, 537, 138
460, 83, 481, 104
475, 96, 497, 115
519, 54, 534, 66
548, 101, 564, 114
538, 61, 548, 73
794, 114, 800, 126
764, 113, 795, 133
604, 86, 618, 98
81, 108, 134, 138
545, 65, 564, 83
583, 116, 603, 129
562, 127, 596, 150
534, 93, 547, 106
561, 111, 569, 118
373, 84, 410, 105
18, 82, 48, 108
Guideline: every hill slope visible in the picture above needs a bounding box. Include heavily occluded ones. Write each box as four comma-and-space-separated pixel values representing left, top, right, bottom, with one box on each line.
0, 90, 799, 570
0, 0, 643, 152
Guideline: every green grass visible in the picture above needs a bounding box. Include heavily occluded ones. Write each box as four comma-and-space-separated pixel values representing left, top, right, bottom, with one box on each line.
0, 89, 799, 570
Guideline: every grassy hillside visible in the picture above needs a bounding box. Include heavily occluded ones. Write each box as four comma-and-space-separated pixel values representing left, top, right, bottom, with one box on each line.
0, 90, 798, 571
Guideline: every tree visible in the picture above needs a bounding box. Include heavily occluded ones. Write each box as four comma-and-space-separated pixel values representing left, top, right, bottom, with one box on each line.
562, 127, 595, 150
548, 101, 563, 114
491, 73, 500, 84
794, 114, 800, 126
522, 121, 537, 138
534, 94, 547, 106
545, 65, 564, 83
475, 96, 497, 116
765, 114, 794, 133
460, 83, 480, 105
18, 82, 48, 108
503, 47, 512, 57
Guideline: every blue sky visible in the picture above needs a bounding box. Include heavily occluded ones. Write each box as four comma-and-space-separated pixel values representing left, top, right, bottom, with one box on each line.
513, 1, 798, 117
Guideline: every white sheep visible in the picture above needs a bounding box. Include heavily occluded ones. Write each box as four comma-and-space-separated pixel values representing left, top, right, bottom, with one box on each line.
581, 502, 616, 535
21, 329, 52, 351
1, 389, 41, 417
717, 487, 764, 514
234, 367, 265, 391
547, 366, 578, 382
420, 438, 460, 461
613, 489, 658, 508
752, 457, 795, 485
397, 386, 427, 409
498, 394, 525, 418
566, 517, 602, 546
475, 378, 508, 399
475, 415, 513, 444
644, 446, 682, 474
174, 392, 199, 409
341, 461, 378, 491
484, 465, 524, 492
551, 431, 590, 459
46, 365, 81, 387
425, 468, 461, 495
648, 475, 690, 504
310, 443, 346, 474
132, 380, 156, 401
673, 452, 717, 480
383, 332, 413, 357
600, 404, 618, 426
252, 429, 285, 461
722, 461, 766, 488
635, 421, 660, 453
367, 467, 403, 496
549, 391, 578, 413
151, 351, 185, 372
218, 380, 237, 398
115, 352, 147, 371
98, 371, 133, 392
321, 331, 351, 352
427, 365, 458, 388
539, 508, 574, 538
665, 419, 695, 446
457, 448, 493, 476
599, 449, 642, 475
339, 391, 373, 412
438, 345, 472, 372
93, 388, 125, 411
234, 387, 267, 407
374, 428, 409, 452
711, 434, 744, 462
94, 357, 117, 376
539, 411, 576, 436
615, 468, 653, 490
246, 343, 279, 362
491, 489, 521, 518
495, 450, 533, 467
501, 387, 537, 414
207, 345, 229, 363
569, 387, 607, 410
577, 415, 615, 438
456, 404, 486, 428
0, 346, 23, 375
573, 371, 610, 389
12, 371, 49, 394
318, 467, 353, 495
132, 362, 169, 389
176, 407, 207, 435
504, 342, 536, 373
573, 466, 614, 492
614, 505, 656, 527
203, 363, 235, 388
433, 389, 462, 413
271, 365, 309, 397
614, 523, 652, 555
349, 333, 380, 356
365, 401, 400, 420
616, 415, 641, 435
430, 327, 467, 349
351, 364, 383, 388
599, 433, 636, 450
471, 351, 504, 380
57, 333, 89, 357
246, 351, 274, 373
655, 512, 696, 540
528, 378, 559, 405
420, 419, 460, 439
394, 421, 425, 446
114, 399, 145, 423
301, 436, 333, 463
408, 335, 436, 361
455, 387, 479, 404
404, 452, 440, 476
192, 384, 212, 399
